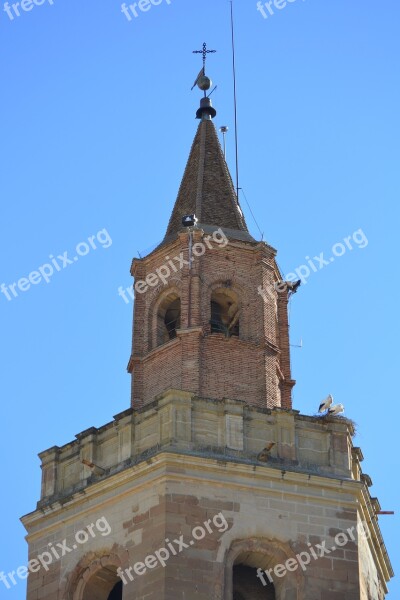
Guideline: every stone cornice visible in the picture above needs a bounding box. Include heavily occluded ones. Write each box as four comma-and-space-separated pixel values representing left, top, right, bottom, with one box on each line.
21, 450, 360, 534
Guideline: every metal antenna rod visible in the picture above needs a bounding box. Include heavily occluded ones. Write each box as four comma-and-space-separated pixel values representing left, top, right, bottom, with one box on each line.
230, 0, 240, 200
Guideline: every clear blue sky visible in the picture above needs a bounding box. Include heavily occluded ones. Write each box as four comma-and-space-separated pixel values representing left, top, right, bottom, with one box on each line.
0, 0, 398, 597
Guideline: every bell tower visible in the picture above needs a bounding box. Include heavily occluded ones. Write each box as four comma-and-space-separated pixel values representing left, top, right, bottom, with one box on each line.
128, 101, 294, 412
22, 49, 393, 600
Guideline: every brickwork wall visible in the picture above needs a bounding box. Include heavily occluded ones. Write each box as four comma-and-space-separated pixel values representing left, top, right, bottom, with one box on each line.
130, 234, 293, 411
201, 337, 266, 406
141, 341, 183, 404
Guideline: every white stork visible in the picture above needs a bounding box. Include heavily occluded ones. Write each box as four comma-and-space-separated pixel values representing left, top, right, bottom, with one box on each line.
328, 404, 345, 416
318, 394, 333, 413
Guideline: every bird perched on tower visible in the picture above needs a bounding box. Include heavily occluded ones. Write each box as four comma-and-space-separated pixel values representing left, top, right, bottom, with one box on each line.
328, 404, 345, 416
318, 394, 333, 413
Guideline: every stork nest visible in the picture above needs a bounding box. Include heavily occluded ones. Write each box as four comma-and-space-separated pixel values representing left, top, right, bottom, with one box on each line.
314, 413, 357, 437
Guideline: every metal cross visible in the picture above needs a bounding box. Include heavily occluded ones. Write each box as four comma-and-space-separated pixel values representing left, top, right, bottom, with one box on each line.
193, 42, 216, 73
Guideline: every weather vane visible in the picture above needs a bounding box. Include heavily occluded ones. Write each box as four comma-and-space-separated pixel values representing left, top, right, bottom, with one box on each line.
191, 42, 217, 94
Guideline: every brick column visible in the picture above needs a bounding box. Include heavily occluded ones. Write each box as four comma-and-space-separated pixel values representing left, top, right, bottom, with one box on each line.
277, 288, 295, 409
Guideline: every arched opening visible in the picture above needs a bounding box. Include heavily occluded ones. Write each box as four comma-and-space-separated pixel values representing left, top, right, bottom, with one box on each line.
157, 292, 181, 345
81, 566, 122, 600
225, 541, 302, 600
210, 288, 240, 337
233, 564, 275, 600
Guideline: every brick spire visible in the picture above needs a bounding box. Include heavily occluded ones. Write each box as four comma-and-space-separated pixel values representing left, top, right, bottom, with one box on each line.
161, 119, 255, 247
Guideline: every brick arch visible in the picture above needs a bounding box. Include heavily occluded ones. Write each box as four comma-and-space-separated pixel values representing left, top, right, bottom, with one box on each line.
146, 280, 182, 351
62, 551, 126, 600
205, 277, 248, 299
223, 538, 305, 600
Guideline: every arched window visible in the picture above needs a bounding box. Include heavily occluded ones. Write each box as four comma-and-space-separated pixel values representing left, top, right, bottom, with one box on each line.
157, 292, 181, 346
210, 288, 240, 337
225, 541, 302, 600
233, 565, 275, 600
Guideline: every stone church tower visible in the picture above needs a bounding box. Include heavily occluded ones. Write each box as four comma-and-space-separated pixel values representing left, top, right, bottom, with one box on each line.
22, 62, 393, 600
